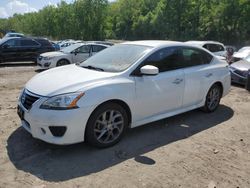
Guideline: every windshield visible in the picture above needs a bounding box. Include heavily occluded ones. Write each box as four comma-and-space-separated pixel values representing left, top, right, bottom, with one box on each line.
80, 44, 152, 72
60, 43, 82, 53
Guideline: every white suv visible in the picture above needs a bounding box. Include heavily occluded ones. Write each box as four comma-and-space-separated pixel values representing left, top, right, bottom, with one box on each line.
185, 41, 227, 58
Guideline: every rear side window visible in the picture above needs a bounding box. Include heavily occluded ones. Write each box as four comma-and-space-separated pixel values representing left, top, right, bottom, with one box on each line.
181, 48, 213, 66
35, 39, 52, 46
92, 45, 106, 52
20, 39, 39, 46
205, 44, 225, 52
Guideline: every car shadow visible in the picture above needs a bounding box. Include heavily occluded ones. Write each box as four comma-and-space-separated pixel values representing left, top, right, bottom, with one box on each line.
7, 105, 234, 182
0, 62, 36, 67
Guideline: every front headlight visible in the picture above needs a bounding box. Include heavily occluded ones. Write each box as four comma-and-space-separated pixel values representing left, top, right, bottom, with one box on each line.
40, 92, 84, 110
43, 56, 54, 60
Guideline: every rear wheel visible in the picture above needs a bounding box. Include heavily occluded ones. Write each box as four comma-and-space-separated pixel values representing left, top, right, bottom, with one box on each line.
202, 84, 222, 113
56, 59, 70, 67
85, 102, 128, 148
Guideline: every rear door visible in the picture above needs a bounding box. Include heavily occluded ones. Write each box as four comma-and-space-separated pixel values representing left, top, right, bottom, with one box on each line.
20, 39, 40, 61
180, 47, 214, 107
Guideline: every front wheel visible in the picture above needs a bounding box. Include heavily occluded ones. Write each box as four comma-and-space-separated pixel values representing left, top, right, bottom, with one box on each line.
202, 84, 222, 113
85, 103, 128, 148
56, 59, 70, 67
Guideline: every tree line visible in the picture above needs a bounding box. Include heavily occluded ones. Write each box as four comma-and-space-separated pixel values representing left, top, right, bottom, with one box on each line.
0, 0, 249, 46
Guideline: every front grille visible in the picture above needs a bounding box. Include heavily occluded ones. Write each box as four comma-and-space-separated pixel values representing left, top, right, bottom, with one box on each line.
21, 90, 40, 110
234, 70, 248, 78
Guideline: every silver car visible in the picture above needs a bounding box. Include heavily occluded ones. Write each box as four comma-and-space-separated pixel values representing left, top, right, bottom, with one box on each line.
229, 55, 250, 85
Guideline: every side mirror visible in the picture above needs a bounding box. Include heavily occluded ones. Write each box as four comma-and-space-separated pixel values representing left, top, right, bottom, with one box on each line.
2, 44, 10, 49
71, 50, 78, 55
140, 65, 159, 76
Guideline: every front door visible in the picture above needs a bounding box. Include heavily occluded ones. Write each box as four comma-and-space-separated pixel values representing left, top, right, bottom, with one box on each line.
1, 38, 20, 62
72, 45, 91, 63
133, 47, 185, 123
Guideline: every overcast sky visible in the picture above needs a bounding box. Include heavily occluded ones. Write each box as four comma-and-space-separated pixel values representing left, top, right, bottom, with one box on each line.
0, 0, 114, 18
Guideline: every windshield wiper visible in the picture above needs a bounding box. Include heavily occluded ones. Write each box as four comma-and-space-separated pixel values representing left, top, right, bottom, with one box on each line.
82, 65, 104, 72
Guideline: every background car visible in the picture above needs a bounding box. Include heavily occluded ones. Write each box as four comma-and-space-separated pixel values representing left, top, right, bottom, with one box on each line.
185, 41, 227, 59
37, 42, 109, 69
50, 41, 60, 51
18, 41, 230, 147
0, 37, 55, 63
232, 46, 250, 62
3, 32, 24, 38
229, 55, 250, 85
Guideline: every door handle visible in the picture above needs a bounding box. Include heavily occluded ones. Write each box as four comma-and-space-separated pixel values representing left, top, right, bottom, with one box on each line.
205, 73, 213, 78
172, 78, 183, 84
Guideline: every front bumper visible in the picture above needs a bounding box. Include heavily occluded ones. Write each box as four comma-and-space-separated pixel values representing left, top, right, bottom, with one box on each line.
37, 57, 56, 69
17, 97, 94, 145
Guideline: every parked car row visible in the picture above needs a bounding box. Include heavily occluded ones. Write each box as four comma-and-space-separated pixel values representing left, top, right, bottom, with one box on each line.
0, 36, 113, 66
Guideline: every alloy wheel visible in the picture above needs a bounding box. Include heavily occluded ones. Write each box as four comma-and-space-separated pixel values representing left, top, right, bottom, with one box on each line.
93, 110, 124, 144
207, 86, 221, 111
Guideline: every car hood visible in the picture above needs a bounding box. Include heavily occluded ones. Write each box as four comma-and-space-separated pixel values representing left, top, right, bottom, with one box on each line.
40, 51, 66, 57
230, 60, 250, 71
233, 51, 250, 59
25, 64, 117, 96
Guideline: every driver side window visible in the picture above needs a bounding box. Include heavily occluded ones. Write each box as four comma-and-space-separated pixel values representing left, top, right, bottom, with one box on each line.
76, 45, 90, 53
143, 47, 183, 72
4, 39, 20, 47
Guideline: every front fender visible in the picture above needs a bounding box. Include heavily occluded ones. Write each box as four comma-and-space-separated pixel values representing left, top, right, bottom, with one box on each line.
77, 77, 136, 118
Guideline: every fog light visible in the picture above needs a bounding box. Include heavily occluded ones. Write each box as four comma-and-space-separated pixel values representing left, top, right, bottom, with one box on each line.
49, 126, 67, 137
44, 62, 51, 67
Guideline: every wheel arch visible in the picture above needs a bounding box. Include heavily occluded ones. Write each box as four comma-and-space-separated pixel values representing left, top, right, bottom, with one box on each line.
211, 81, 223, 96
89, 99, 132, 125
57, 58, 71, 65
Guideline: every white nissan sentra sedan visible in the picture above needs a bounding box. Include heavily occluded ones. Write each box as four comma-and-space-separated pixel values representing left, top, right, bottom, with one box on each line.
17, 41, 231, 147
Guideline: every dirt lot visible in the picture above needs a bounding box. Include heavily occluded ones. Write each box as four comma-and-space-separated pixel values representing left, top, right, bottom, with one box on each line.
0, 64, 250, 188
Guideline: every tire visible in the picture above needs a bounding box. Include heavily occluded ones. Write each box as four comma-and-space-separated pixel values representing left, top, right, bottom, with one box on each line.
202, 84, 222, 113
85, 102, 128, 148
56, 59, 70, 67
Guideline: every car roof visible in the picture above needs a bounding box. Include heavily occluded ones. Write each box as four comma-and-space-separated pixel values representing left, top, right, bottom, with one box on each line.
122, 40, 184, 48
185, 40, 225, 47
121, 40, 215, 53
6, 32, 24, 35
84, 42, 110, 47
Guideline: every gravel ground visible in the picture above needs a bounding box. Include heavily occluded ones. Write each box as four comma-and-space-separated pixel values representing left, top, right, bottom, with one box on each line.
0, 64, 250, 188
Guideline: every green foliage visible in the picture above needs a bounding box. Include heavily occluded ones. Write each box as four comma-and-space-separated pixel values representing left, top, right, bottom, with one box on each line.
0, 0, 249, 45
